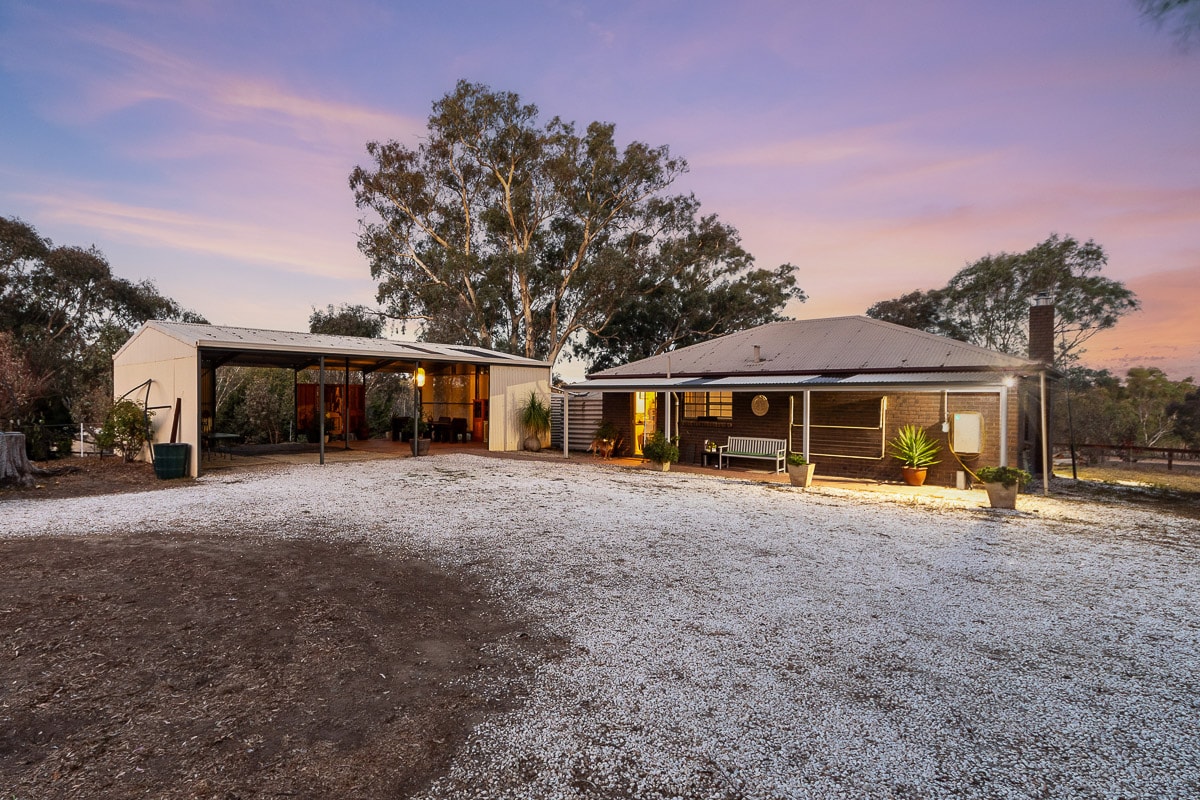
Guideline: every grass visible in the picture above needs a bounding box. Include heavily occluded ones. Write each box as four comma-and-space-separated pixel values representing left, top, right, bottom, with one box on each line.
1052, 461, 1200, 520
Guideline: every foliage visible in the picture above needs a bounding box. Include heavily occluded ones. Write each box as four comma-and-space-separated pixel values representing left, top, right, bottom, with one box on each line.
1138, 0, 1200, 45
573, 214, 804, 371
0, 216, 204, 420
888, 425, 941, 468
594, 419, 619, 442
786, 452, 808, 466
1058, 366, 1195, 449
0, 331, 50, 424
518, 391, 552, 439
351, 80, 802, 368
976, 465, 1033, 489
1168, 389, 1200, 448
866, 234, 1138, 367
96, 399, 153, 462
309, 304, 386, 338
642, 431, 680, 464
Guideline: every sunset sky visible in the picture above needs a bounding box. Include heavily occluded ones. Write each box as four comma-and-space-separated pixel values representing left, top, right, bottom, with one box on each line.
1, 0, 1197, 380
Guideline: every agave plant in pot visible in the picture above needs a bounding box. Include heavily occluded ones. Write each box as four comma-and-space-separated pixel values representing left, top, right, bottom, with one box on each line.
975, 465, 1032, 509
887, 425, 941, 486
786, 452, 816, 488
642, 431, 680, 472
518, 391, 551, 452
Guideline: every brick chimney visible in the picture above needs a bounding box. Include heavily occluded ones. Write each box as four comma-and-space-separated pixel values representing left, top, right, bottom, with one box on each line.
1028, 294, 1055, 365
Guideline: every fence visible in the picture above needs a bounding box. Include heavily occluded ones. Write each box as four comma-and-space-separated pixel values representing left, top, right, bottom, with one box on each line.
5, 422, 110, 459
1056, 442, 1200, 471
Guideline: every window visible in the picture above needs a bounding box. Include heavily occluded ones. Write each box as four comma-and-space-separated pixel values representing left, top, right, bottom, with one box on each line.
683, 391, 732, 420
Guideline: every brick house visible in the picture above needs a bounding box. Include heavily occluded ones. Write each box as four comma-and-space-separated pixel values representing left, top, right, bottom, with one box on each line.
571, 316, 1053, 486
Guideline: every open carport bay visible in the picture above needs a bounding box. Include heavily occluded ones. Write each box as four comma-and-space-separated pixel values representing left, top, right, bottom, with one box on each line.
3, 453, 1197, 799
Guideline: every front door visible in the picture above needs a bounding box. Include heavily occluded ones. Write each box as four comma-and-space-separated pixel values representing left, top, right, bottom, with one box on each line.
633, 392, 657, 456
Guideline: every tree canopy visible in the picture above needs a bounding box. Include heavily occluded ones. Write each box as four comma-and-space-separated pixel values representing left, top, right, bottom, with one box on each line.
309, 303, 386, 338
0, 216, 204, 422
866, 234, 1138, 366
1138, 0, 1200, 45
350, 81, 801, 369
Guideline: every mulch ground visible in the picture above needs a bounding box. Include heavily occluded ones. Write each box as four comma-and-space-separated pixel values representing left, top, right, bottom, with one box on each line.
0, 529, 555, 799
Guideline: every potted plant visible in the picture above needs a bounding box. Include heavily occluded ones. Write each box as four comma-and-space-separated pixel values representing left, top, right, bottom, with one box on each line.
975, 465, 1032, 509
642, 431, 680, 471
518, 390, 551, 452
888, 425, 941, 486
786, 452, 816, 488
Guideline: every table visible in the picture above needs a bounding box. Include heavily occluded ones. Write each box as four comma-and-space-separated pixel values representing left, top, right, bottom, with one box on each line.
206, 432, 240, 460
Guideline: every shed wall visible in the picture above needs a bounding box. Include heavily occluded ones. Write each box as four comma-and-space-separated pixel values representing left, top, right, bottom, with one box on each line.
112, 330, 201, 476
488, 366, 552, 451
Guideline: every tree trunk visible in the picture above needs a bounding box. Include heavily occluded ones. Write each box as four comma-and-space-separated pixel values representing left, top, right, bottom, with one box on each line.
0, 432, 48, 488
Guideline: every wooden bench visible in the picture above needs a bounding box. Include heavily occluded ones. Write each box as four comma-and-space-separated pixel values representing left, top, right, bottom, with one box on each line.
720, 436, 787, 472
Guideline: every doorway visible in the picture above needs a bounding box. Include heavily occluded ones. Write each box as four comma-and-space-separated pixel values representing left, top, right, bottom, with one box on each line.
633, 392, 657, 456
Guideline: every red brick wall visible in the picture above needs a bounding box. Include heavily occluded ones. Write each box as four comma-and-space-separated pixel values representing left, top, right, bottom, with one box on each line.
603, 388, 1019, 486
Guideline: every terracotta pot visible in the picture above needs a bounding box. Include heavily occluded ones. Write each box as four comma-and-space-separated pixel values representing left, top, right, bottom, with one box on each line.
984, 481, 1018, 509
901, 466, 928, 486
523, 435, 542, 452
787, 463, 816, 488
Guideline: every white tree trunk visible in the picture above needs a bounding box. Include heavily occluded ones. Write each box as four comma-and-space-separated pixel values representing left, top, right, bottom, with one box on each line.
0, 432, 47, 487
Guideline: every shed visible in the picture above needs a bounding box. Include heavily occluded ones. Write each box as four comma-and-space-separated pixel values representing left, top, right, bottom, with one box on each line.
112, 321, 552, 476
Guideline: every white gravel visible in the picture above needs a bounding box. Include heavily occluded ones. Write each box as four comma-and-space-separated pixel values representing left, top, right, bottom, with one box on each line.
5, 453, 1198, 799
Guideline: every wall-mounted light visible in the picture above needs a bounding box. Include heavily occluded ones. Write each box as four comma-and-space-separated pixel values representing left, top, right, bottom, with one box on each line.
415, 367, 426, 387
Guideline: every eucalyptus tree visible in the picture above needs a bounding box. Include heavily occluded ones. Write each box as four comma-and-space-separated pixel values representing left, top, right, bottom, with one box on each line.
866, 234, 1138, 366
351, 81, 800, 367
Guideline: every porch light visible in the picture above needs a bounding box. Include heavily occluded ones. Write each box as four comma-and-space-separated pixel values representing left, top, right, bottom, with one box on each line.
416, 367, 426, 387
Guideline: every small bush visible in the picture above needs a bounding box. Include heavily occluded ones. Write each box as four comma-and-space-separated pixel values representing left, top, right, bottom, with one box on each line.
96, 400, 153, 462
643, 431, 679, 464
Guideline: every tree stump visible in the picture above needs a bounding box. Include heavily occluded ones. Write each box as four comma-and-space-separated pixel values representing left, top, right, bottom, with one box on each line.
0, 432, 49, 487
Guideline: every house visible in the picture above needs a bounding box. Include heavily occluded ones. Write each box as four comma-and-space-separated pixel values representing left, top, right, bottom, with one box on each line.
112, 321, 551, 477
571, 315, 1054, 486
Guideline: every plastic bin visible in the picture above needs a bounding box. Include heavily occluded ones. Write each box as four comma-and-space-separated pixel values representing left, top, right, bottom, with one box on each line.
153, 443, 190, 479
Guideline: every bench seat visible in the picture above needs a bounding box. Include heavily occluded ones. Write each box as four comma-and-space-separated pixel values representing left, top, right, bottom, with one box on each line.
720, 436, 787, 472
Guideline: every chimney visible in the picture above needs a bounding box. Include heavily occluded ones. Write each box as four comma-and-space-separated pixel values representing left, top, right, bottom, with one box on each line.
753, 344, 762, 363
1029, 293, 1055, 365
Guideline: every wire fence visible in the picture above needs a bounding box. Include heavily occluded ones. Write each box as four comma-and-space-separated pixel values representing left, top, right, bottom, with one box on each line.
4, 421, 111, 460
1056, 442, 1200, 471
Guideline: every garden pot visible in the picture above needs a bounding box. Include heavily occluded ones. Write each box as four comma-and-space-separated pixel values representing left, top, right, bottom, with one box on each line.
901, 466, 928, 486
523, 435, 542, 452
787, 462, 816, 488
411, 437, 430, 456
983, 481, 1019, 509
658, 461, 671, 472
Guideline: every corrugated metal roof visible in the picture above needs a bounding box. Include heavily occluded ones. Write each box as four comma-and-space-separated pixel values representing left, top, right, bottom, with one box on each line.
588, 316, 1034, 379
132, 321, 549, 367
569, 371, 1013, 393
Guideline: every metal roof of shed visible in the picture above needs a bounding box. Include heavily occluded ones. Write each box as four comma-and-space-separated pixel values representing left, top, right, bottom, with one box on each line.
117, 321, 549, 372
572, 372, 1014, 394
588, 316, 1035, 380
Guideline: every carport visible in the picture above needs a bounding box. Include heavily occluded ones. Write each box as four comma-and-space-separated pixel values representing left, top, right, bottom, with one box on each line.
112, 321, 551, 477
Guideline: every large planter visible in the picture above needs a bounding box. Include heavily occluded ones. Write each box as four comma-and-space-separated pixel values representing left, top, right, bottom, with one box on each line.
983, 481, 1019, 509
412, 437, 431, 456
523, 435, 543, 452
152, 443, 190, 480
901, 466, 928, 486
787, 462, 816, 488
655, 461, 671, 472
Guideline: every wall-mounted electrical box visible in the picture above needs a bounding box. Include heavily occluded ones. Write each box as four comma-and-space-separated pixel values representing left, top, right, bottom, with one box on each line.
951, 411, 983, 455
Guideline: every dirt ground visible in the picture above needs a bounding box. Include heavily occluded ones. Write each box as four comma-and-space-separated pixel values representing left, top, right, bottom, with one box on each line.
0, 527, 555, 799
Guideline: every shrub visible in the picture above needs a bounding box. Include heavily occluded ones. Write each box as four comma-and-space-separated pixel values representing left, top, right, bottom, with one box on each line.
888, 425, 941, 468
976, 465, 1032, 489
96, 400, 153, 462
642, 431, 679, 464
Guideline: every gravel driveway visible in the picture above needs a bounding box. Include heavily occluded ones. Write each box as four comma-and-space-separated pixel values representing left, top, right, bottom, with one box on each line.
6, 452, 1197, 799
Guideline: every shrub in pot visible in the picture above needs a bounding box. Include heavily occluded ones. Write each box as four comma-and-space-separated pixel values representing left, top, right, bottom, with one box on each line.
642, 431, 679, 471
975, 465, 1032, 509
887, 425, 941, 485
786, 452, 816, 488
518, 391, 551, 452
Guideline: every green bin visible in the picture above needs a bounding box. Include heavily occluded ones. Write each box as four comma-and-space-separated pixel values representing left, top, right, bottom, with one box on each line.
153, 443, 190, 480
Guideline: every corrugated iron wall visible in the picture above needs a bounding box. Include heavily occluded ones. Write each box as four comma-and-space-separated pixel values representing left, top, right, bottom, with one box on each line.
551, 392, 605, 451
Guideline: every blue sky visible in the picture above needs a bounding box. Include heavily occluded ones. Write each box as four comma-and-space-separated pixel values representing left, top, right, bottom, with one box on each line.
1, 0, 1197, 379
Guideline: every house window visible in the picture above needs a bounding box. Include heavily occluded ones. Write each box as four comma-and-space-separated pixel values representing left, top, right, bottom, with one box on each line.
683, 391, 732, 420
